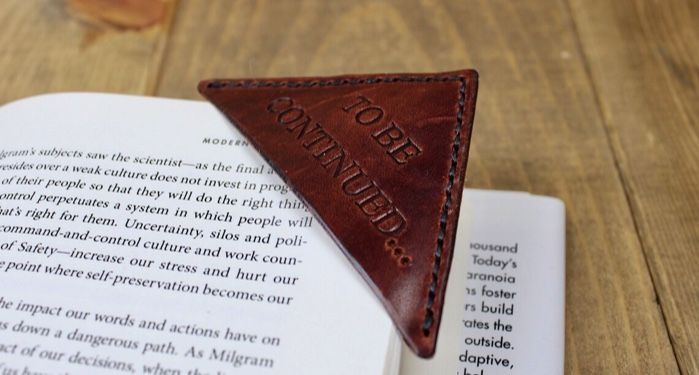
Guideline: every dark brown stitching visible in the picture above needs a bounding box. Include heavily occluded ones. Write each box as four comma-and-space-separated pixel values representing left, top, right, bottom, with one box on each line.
205, 75, 460, 89
421, 77, 465, 336
206, 74, 467, 337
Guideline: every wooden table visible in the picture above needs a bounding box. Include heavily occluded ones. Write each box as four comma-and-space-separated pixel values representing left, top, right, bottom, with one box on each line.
1, 1, 697, 373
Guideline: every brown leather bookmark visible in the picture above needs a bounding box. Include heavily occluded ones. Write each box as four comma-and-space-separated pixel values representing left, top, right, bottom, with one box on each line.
198, 70, 478, 358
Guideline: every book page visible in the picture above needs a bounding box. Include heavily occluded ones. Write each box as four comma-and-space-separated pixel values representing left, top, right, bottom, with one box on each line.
401, 189, 565, 375
0, 93, 396, 375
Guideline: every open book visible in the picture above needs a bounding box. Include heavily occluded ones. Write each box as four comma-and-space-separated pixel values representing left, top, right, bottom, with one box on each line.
0, 94, 565, 374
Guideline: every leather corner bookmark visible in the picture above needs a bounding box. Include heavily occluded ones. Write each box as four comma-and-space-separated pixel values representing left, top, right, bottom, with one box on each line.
198, 70, 478, 358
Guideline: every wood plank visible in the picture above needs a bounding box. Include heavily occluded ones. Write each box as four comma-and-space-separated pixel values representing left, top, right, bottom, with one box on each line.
0, 0, 175, 104
568, 0, 699, 373
158, 1, 679, 372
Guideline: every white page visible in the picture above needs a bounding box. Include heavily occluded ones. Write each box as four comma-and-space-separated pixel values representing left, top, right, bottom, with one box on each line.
0, 93, 396, 374
401, 189, 565, 375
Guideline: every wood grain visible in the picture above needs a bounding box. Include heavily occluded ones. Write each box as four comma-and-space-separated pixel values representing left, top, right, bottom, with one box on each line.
569, 0, 699, 373
157, 1, 679, 373
1, 0, 694, 372
0, 0, 175, 104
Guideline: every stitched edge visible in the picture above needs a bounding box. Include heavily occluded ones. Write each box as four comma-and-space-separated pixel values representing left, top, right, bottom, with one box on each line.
420, 78, 466, 336
205, 75, 460, 88
205, 74, 467, 337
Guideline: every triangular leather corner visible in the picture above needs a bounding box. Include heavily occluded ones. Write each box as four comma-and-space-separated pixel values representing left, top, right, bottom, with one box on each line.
199, 70, 478, 358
